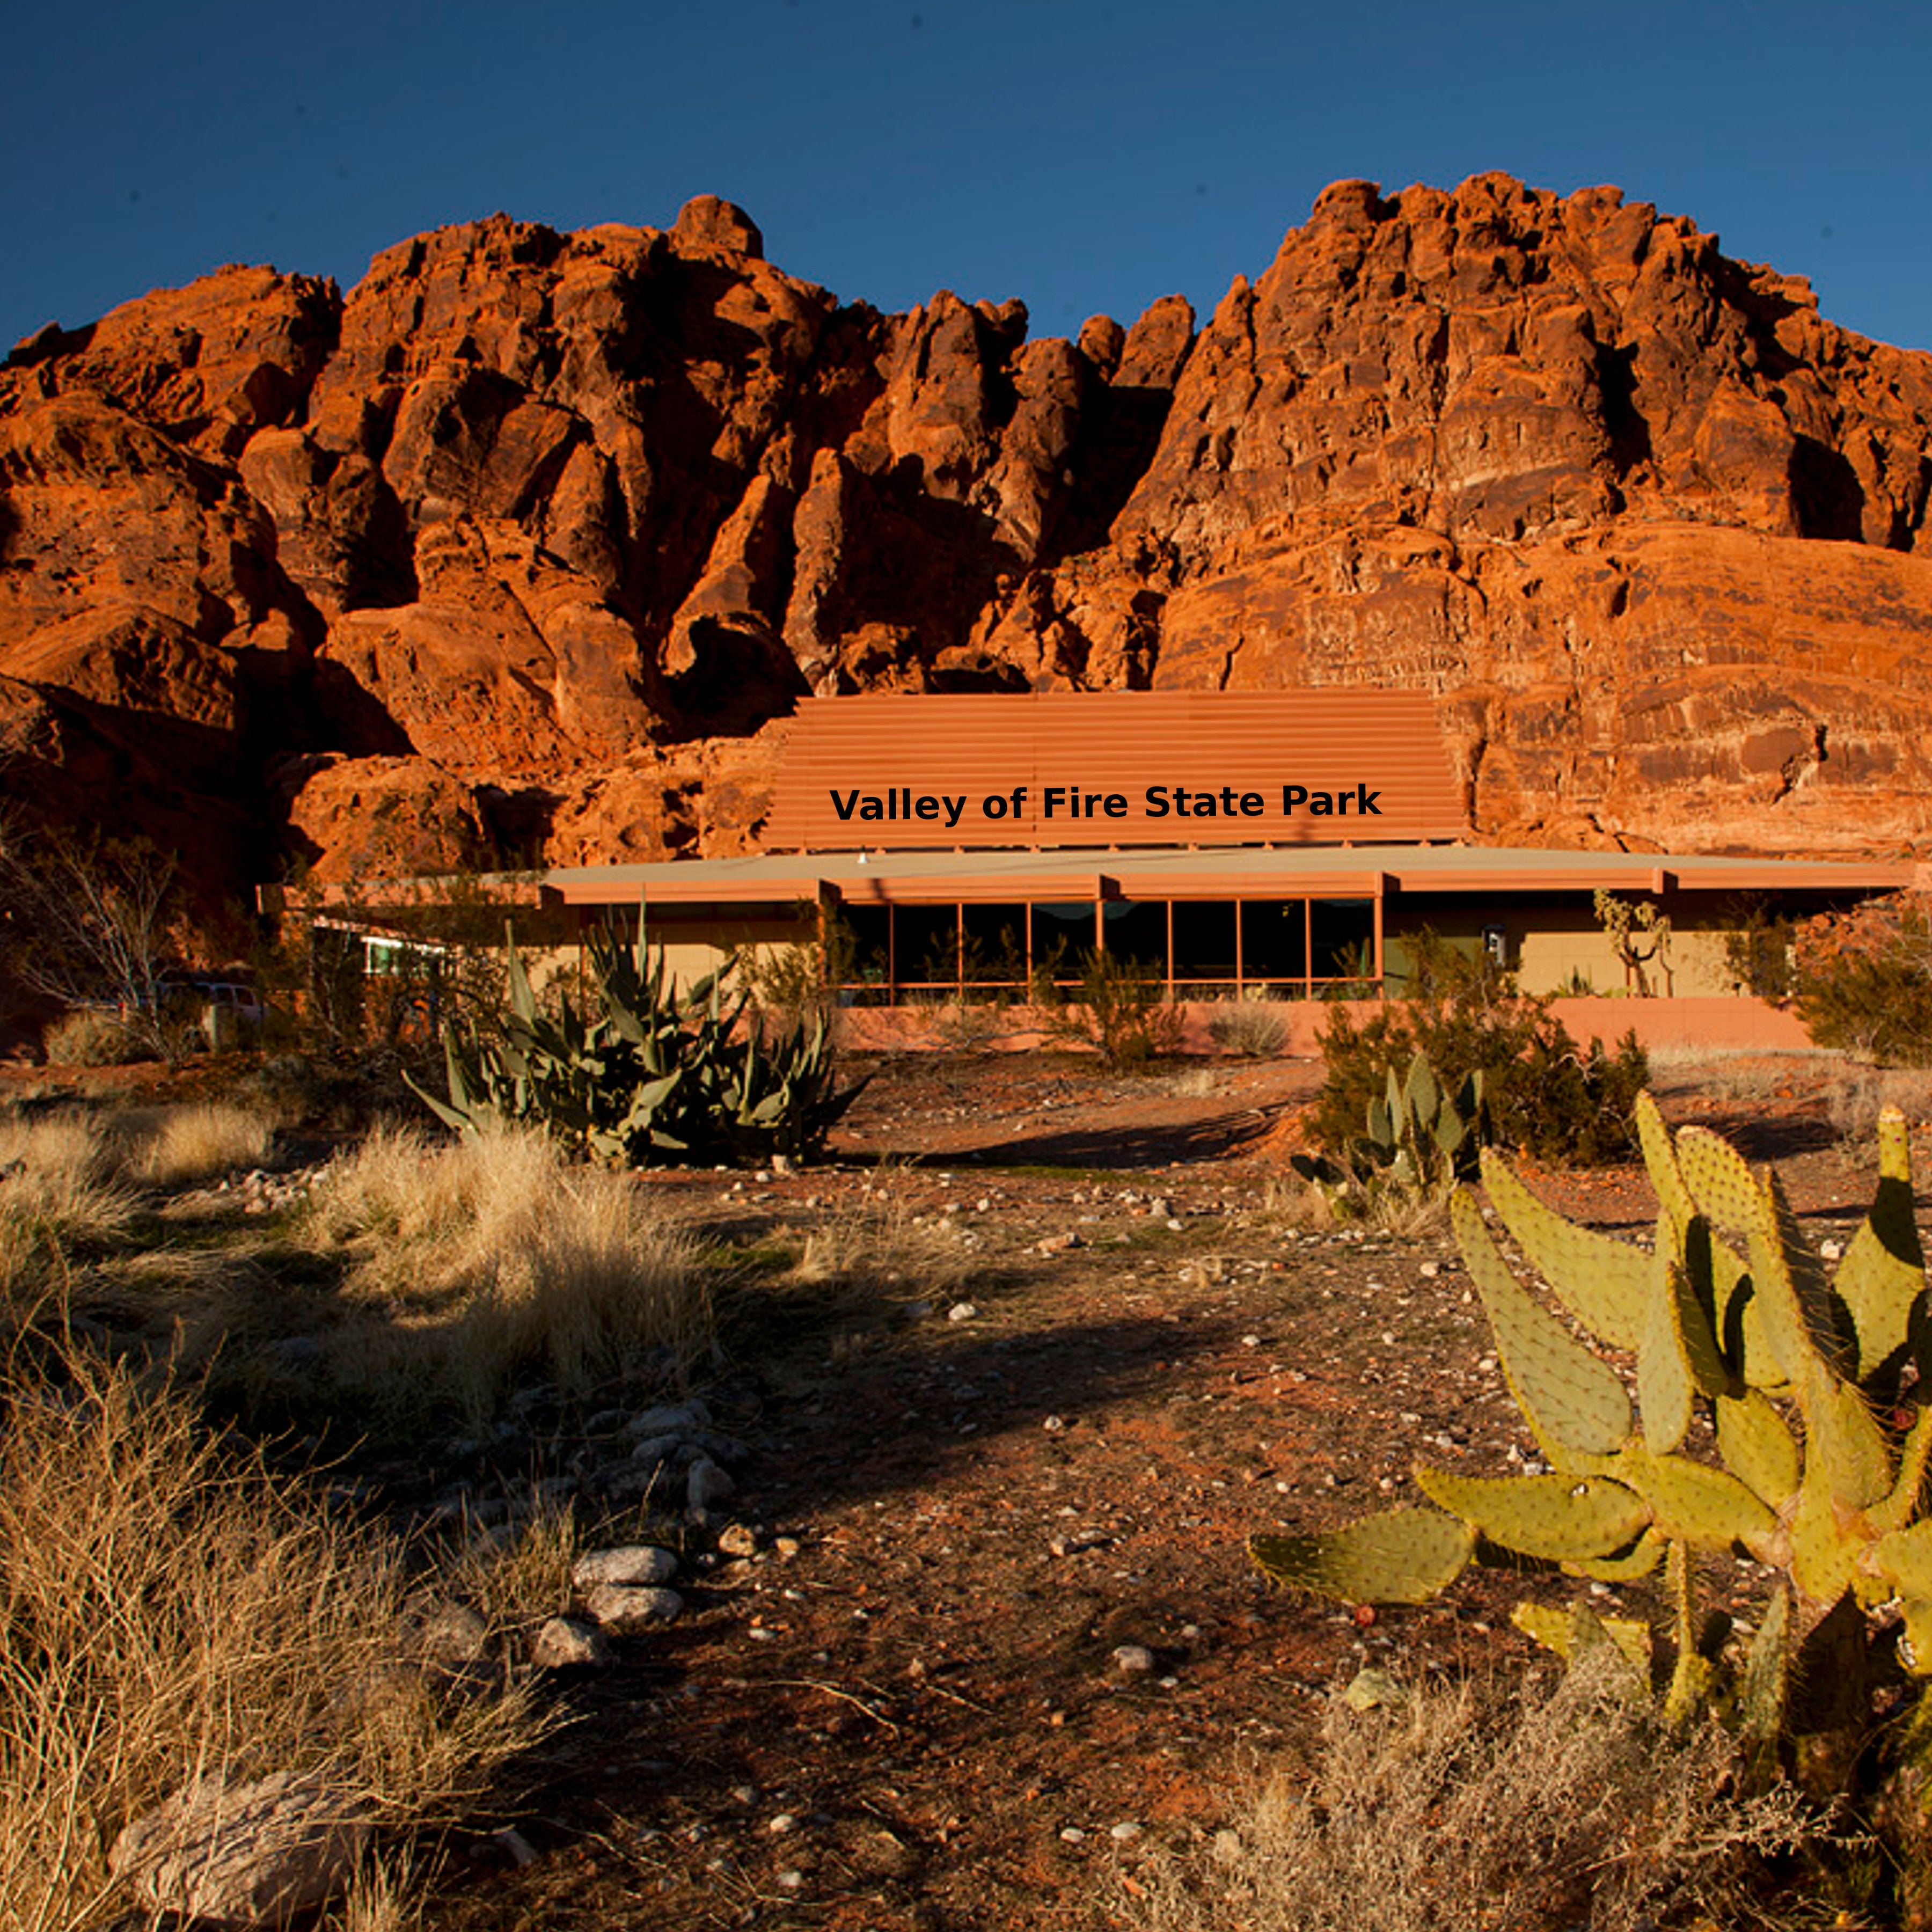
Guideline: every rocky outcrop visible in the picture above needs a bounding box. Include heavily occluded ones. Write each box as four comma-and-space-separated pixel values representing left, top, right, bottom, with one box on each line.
6, 174, 1932, 904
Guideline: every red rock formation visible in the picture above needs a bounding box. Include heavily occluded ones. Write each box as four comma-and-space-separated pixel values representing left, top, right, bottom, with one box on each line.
5, 174, 1932, 908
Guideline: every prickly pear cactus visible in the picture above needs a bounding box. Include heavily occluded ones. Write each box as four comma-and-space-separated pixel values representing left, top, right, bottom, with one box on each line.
1291, 1050, 1484, 1207
1254, 1093, 1932, 1758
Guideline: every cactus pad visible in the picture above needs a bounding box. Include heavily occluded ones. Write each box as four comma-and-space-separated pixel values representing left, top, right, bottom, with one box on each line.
1677, 1126, 1771, 1241
1714, 1390, 1802, 1509
1413, 1467, 1649, 1561
1249, 1507, 1475, 1605
1453, 1188, 1632, 1460
1616, 1447, 1777, 1555
1479, 1147, 1652, 1349
1836, 1107, 1926, 1378
1512, 1600, 1651, 1673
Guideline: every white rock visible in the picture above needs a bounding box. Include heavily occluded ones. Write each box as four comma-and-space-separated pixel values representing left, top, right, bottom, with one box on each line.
571, 1545, 678, 1590
1111, 1643, 1157, 1675
584, 1584, 684, 1633
947, 1301, 978, 1323
111, 1769, 368, 1925
532, 1617, 614, 1667
687, 1457, 736, 1514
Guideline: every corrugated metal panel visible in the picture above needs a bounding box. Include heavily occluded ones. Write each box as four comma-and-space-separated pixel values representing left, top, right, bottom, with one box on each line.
762, 691, 1467, 851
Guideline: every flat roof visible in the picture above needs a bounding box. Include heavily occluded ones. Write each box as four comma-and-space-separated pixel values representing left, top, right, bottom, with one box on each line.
540, 844, 1923, 908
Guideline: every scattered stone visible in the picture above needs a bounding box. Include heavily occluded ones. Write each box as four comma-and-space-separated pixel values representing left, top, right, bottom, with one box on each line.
716, 1523, 762, 1558
769, 1812, 797, 1835
1043, 1414, 1068, 1432
947, 1301, 978, 1323
1343, 1666, 1408, 1711
110, 1769, 369, 1926
584, 1584, 684, 1633
1110, 1821, 1144, 1842
572, 1545, 678, 1590
1036, 1232, 1086, 1255
493, 1826, 539, 1867
532, 1616, 614, 1668
1111, 1643, 1157, 1676
1149, 1197, 1173, 1219
628, 1400, 712, 1438
418, 1600, 490, 1669
687, 1457, 737, 1514
775, 1535, 804, 1560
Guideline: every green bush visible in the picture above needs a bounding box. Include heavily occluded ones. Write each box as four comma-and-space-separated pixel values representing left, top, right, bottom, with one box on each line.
1033, 946, 1180, 1070
1311, 933, 1647, 1167
1794, 893, 1932, 1066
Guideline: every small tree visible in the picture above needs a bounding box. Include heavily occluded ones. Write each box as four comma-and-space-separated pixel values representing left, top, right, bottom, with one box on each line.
0, 819, 189, 1059
1594, 890, 1673, 997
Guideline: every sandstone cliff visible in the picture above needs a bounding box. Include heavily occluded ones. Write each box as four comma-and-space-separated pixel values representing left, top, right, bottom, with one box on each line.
5, 175, 1931, 900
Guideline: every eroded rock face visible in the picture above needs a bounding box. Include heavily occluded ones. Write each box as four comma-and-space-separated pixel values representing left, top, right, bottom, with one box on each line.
6, 177, 1932, 904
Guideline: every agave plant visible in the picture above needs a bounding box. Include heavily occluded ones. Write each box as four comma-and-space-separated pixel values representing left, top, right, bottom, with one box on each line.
407, 910, 867, 1166
1255, 1092, 1932, 1769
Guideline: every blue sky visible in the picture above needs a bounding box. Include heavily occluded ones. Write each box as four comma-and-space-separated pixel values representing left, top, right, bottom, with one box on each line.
6, 0, 1930, 355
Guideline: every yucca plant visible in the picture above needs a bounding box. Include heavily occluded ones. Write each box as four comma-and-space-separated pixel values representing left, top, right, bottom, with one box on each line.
1255, 1092, 1932, 1784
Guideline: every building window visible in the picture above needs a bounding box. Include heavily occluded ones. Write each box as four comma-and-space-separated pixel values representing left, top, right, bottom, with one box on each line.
1030, 902, 1096, 985
1101, 899, 1168, 975
1239, 900, 1307, 992
962, 904, 1029, 988
896, 904, 960, 990
1312, 898, 1377, 992
1173, 901, 1238, 992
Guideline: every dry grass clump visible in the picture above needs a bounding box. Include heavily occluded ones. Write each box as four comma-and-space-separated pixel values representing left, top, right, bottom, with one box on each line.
1826, 1066, 1932, 1144
787, 1187, 978, 1306
1131, 1658, 1824, 1932
304, 1124, 707, 1416
42, 1010, 146, 1067
1209, 1000, 1290, 1059
121, 1100, 277, 1189
0, 1346, 540, 1932
0, 1110, 140, 1306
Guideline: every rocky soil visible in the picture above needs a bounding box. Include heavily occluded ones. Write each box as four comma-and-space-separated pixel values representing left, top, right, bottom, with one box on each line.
8, 177, 1932, 906
330, 1046, 1901, 1931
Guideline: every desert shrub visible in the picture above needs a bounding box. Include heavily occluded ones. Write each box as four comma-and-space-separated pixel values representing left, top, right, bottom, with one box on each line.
1034, 947, 1181, 1070
304, 1123, 708, 1419
1209, 998, 1289, 1059
42, 1009, 147, 1067
1723, 896, 1797, 1001
122, 1101, 277, 1189
1131, 1657, 1822, 1932
1794, 891, 1932, 1065
1311, 933, 1648, 1167
0, 1344, 539, 1932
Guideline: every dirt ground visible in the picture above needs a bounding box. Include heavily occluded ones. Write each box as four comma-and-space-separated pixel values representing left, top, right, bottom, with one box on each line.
399, 1045, 1907, 1932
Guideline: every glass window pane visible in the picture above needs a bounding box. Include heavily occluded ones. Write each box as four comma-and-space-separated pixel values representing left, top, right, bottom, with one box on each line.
1240, 901, 1307, 982
1030, 902, 1095, 982
1173, 901, 1238, 979
1102, 899, 1167, 974
961, 904, 1028, 984
1311, 898, 1375, 981
896, 904, 958, 986
840, 906, 890, 985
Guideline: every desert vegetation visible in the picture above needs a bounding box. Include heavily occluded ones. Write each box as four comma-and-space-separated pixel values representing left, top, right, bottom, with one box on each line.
8, 1017, 1932, 1928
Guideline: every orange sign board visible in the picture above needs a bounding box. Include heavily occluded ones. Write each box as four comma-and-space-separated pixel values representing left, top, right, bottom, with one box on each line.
762, 690, 1467, 850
